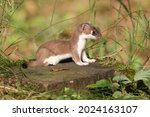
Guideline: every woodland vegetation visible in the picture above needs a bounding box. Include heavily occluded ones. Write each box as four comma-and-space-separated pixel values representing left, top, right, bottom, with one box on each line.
0, 0, 150, 99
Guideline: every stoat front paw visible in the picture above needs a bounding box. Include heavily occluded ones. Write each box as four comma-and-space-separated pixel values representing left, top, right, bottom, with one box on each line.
76, 62, 89, 66
84, 59, 96, 63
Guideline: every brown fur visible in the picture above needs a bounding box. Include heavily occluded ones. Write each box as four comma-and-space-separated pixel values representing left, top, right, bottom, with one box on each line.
24, 23, 101, 68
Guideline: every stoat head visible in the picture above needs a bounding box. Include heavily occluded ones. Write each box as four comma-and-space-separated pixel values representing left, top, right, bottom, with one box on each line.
78, 23, 101, 40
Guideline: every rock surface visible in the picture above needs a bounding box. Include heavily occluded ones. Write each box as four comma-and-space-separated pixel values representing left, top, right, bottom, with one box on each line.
24, 62, 114, 92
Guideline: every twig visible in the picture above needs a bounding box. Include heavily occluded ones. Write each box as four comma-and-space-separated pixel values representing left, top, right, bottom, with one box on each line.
0, 85, 28, 93
10, 0, 24, 17
100, 47, 123, 59
0, 85, 18, 92
142, 56, 150, 69
85, 40, 104, 50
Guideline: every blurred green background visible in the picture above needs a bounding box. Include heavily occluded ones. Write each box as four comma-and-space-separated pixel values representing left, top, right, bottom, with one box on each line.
0, 0, 150, 70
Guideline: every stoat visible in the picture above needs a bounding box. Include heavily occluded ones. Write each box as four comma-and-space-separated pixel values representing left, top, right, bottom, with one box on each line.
24, 23, 101, 68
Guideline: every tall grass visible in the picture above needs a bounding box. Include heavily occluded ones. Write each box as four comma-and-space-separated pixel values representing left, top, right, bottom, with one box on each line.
115, 1, 150, 70
89, 0, 97, 24
0, 0, 25, 79
88, 0, 150, 70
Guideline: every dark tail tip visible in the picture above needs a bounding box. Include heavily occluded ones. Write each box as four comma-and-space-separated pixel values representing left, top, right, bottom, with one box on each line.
22, 62, 28, 69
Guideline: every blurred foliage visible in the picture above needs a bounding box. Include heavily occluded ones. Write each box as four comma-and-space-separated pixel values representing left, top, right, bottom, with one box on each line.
0, 0, 150, 99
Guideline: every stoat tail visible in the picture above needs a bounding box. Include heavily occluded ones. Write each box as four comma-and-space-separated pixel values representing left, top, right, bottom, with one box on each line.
22, 59, 38, 68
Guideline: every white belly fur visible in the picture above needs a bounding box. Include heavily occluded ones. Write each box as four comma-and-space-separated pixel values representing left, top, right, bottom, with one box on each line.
43, 54, 72, 65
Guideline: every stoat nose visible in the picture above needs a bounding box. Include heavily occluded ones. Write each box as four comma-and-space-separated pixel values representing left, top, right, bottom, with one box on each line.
97, 32, 102, 39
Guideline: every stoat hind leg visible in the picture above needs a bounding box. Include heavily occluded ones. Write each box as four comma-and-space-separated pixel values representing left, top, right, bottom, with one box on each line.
36, 48, 51, 66
43, 56, 60, 66
41, 49, 60, 66
82, 51, 96, 63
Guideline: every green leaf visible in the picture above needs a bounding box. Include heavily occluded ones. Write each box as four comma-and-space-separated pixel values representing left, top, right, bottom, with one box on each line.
87, 84, 99, 89
112, 91, 122, 98
87, 80, 111, 89
134, 70, 150, 89
134, 70, 150, 81
112, 83, 120, 90
96, 79, 111, 88
113, 75, 131, 84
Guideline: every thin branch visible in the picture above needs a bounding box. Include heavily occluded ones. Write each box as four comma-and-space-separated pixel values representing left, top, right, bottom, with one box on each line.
100, 47, 123, 59
0, 85, 27, 93
0, 85, 18, 92
10, 0, 24, 17
142, 56, 150, 70
85, 40, 104, 50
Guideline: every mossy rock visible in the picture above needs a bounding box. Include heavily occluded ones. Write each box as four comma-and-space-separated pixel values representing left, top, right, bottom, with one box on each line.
23, 62, 114, 92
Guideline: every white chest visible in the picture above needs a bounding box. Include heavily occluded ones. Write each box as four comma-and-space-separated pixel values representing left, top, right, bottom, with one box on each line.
77, 35, 86, 56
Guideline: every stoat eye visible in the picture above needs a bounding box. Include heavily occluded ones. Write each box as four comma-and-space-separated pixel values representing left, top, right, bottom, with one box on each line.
91, 30, 96, 36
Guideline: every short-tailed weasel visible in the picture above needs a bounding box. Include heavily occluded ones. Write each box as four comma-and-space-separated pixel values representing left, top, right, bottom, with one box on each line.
24, 23, 101, 67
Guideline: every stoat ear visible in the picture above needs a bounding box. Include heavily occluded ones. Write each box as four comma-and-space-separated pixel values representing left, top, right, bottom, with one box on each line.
78, 23, 90, 32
